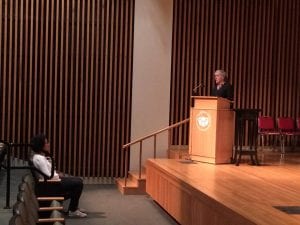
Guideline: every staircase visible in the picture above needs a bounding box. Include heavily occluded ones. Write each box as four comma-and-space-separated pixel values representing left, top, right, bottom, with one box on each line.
116, 146, 189, 195
116, 170, 146, 195
118, 118, 190, 195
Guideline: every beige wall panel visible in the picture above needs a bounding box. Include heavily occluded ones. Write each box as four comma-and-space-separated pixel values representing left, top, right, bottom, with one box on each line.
131, 0, 173, 170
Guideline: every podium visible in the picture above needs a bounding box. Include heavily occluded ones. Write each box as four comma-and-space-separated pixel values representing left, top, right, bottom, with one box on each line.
189, 96, 234, 164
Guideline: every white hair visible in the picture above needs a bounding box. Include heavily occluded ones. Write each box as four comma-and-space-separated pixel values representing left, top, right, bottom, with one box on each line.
215, 70, 227, 80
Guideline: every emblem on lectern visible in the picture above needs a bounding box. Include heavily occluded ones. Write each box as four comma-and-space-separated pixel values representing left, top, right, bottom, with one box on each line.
196, 111, 211, 131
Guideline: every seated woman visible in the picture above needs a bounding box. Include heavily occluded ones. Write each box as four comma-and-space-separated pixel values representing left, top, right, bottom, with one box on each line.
30, 134, 87, 218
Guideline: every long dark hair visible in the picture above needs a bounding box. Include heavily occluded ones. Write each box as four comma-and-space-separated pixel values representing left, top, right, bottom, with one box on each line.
30, 133, 55, 179
30, 133, 51, 156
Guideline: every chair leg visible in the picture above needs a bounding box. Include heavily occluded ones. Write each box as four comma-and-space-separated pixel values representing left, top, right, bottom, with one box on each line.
292, 135, 297, 151
280, 135, 285, 159
261, 135, 265, 162
272, 136, 277, 151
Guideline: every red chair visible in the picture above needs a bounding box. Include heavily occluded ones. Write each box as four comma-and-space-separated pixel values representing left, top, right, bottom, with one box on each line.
277, 117, 300, 156
258, 116, 280, 158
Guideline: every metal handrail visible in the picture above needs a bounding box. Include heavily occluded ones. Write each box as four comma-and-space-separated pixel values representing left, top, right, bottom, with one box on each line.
0, 141, 32, 208
122, 118, 190, 186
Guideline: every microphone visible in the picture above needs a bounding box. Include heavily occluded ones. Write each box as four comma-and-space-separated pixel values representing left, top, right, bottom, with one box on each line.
192, 83, 205, 93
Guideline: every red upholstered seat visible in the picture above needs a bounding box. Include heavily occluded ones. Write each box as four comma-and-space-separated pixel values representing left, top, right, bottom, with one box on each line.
258, 116, 279, 135
258, 116, 281, 160
277, 117, 300, 135
277, 117, 300, 156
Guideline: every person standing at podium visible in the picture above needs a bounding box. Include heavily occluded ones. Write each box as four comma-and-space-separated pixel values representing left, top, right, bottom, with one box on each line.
211, 69, 233, 101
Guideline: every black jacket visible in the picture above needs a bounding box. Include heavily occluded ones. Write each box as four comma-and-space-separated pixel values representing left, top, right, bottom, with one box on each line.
211, 82, 233, 101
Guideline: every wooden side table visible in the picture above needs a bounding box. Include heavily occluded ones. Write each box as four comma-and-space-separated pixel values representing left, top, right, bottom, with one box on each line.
233, 109, 261, 166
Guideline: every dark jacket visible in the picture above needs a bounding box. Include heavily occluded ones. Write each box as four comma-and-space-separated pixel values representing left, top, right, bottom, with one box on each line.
211, 82, 233, 101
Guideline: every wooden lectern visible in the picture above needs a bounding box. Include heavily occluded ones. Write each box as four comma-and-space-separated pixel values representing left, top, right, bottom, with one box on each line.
189, 96, 234, 164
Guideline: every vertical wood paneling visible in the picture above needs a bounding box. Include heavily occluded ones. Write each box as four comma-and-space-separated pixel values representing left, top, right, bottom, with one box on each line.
8, 0, 12, 139
2, 1, 7, 138
170, 0, 300, 146
88, 0, 94, 178
63, 0, 69, 174
67, 0, 74, 176
0, 0, 134, 178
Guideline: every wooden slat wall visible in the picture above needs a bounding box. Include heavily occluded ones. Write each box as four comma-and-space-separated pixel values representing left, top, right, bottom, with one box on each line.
170, 0, 300, 146
0, 0, 135, 178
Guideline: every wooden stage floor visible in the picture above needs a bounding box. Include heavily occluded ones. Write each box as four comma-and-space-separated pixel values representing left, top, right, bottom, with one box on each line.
146, 152, 300, 225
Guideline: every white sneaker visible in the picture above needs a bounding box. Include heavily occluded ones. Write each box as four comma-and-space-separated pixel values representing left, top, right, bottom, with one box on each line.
68, 209, 87, 218
78, 208, 87, 213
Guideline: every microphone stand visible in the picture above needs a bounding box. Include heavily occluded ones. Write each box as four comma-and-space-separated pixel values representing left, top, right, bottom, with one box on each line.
192, 83, 205, 95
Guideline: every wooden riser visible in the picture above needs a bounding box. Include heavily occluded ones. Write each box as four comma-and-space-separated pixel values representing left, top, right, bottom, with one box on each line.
117, 145, 190, 194
117, 184, 146, 195
146, 156, 300, 225
115, 171, 146, 195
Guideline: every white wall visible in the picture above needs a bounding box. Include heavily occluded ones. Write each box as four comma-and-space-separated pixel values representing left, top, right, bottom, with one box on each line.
130, 0, 173, 170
